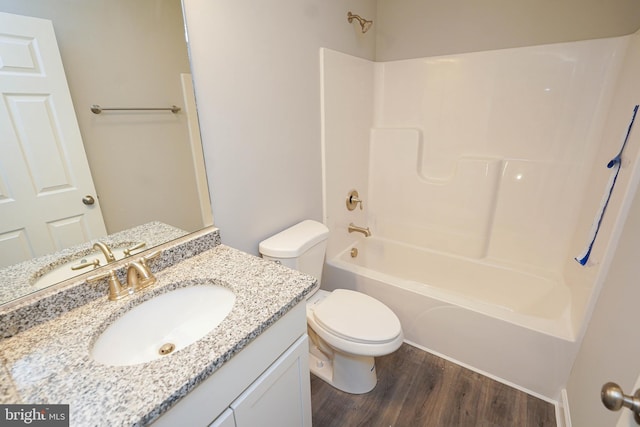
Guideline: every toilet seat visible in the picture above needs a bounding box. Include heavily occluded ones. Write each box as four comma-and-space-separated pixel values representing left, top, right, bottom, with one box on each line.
307, 289, 403, 357
313, 289, 401, 344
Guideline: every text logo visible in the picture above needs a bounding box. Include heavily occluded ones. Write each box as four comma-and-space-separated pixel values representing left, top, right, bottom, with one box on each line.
0, 405, 69, 426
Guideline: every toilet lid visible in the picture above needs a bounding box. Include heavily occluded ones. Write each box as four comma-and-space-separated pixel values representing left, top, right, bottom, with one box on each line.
312, 289, 401, 344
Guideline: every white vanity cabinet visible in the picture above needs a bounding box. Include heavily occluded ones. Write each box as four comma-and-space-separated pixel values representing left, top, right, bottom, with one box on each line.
213, 334, 309, 427
154, 301, 312, 427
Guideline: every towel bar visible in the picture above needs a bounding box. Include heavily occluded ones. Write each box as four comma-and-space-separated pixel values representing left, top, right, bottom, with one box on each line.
90, 104, 181, 114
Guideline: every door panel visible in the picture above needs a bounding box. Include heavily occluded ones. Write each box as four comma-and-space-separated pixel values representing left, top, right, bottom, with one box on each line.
0, 12, 106, 267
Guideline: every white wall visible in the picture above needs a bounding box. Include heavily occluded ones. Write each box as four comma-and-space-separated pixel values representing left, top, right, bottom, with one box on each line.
183, 0, 376, 254
375, 0, 640, 60
0, 0, 205, 234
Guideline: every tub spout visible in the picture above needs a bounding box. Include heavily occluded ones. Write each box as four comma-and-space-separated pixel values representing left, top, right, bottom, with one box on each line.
348, 223, 371, 237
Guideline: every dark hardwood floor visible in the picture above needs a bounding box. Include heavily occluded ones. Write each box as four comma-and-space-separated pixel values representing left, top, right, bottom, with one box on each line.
310, 344, 556, 427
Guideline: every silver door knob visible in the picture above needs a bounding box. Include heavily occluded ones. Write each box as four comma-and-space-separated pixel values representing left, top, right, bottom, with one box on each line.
82, 195, 95, 205
601, 382, 640, 424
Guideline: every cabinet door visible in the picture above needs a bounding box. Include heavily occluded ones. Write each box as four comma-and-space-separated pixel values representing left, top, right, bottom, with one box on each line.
231, 335, 311, 427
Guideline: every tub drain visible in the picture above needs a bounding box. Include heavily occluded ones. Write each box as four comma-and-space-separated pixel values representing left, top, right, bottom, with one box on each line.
158, 343, 176, 356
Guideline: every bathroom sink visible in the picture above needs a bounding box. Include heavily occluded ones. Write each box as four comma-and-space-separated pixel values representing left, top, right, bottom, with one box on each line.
91, 284, 236, 366
32, 246, 142, 290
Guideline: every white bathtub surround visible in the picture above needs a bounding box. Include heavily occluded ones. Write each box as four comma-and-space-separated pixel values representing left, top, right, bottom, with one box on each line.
369, 128, 502, 258
321, 31, 640, 401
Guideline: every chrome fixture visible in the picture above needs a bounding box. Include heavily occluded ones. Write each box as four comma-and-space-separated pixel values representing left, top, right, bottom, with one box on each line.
93, 242, 116, 263
602, 382, 640, 424
347, 11, 373, 34
87, 250, 162, 301
348, 223, 372, 237
346, 189, 363, 211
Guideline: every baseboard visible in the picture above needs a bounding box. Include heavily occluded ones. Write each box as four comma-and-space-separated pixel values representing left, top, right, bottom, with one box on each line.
556, 389, 571, 427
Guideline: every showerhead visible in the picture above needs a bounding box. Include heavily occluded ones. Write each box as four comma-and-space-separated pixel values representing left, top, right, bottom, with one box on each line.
361, 19, 373, 33
347, 11, 373, 34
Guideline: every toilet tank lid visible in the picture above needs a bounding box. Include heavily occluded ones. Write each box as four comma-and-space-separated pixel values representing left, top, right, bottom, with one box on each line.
259, 220, 329, 258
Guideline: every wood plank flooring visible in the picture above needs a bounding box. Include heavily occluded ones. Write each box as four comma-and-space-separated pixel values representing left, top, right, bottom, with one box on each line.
310, 343, 556, 427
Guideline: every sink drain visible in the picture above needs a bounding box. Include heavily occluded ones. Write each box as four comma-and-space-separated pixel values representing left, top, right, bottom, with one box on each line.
158, 343, 176, 356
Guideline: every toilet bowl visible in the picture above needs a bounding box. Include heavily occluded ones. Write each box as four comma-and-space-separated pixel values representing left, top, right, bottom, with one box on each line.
259, 220, 403, 394
306, 289, 403, 393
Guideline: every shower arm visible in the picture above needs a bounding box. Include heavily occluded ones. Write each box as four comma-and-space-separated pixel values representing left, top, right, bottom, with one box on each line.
347, 11, 373, 33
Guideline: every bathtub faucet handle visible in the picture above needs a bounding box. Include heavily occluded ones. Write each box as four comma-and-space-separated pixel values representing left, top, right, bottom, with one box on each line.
346, 190, 363, 211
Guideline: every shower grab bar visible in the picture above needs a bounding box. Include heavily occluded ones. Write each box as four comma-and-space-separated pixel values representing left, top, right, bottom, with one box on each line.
90, 104, 181, 114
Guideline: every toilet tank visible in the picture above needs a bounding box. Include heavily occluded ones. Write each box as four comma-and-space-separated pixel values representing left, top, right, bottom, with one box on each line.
258, 220, 329, 282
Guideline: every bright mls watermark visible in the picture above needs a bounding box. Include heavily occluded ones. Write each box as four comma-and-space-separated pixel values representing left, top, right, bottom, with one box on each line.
0, 405, 69, 426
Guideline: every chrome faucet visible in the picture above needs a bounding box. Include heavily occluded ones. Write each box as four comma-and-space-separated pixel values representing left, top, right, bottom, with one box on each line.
93, 241, 116, 263
348, 223, 372, 237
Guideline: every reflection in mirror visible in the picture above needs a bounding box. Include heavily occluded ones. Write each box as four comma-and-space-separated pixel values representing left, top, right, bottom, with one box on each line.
0, 0, 213, 305
0, 222, 187, 305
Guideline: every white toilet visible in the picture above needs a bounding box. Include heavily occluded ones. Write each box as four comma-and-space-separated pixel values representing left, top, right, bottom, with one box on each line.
259, 220, 403, 394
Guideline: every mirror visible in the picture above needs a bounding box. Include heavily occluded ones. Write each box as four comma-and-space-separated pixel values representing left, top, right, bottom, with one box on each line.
0, 0, 212, 305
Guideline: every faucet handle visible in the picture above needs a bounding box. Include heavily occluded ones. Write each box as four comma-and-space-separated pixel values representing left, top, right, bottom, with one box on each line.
346, 190, 363, 211
87, 269, 129, 301
71, 258, 101, 271
141, 249, 162, 271
123, 242, 147, 257
141, 249, 162, 265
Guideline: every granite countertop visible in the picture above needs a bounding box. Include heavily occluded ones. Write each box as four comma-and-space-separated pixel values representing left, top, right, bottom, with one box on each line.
0, 244, 316, 426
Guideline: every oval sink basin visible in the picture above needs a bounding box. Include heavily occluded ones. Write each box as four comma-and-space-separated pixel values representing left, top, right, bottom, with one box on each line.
91, 285, 236, 366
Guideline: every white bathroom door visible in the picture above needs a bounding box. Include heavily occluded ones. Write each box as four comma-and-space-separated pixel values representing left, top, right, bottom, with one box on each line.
0, 12, 107, 267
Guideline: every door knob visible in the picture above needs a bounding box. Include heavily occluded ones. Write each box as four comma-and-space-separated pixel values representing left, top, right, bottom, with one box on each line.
601, 382, 640, 424
82, 195, 95, 205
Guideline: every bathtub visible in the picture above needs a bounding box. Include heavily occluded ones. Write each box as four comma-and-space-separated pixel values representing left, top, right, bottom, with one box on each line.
321, 237, 577, 400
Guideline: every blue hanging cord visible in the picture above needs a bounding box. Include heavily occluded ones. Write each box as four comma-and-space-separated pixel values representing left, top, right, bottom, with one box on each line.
575, 104, 639, 265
